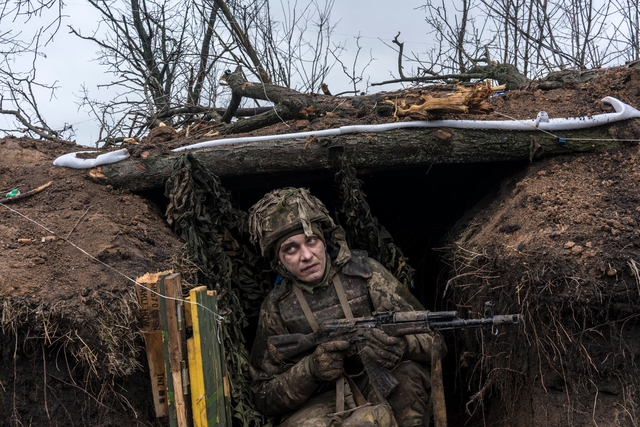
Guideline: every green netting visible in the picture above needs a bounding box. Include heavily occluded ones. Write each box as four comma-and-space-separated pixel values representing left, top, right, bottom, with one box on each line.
165, 153, 271, 427
334, 153, 415, 289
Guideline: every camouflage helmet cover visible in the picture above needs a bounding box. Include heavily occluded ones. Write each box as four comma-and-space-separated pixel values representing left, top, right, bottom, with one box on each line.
248, 188, 335, 256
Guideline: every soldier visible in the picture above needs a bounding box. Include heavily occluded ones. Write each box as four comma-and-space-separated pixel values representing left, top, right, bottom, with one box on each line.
248, 187, 445, 427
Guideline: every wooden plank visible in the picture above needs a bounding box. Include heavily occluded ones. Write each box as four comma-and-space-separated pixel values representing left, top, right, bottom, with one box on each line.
164, 273, 192, 427
209, 291, 232, 426
187, 337, 207, 427
159, 274, 178, 427
193, 288, 220, 427
135, 271, 170, 418
208, 291, 225, 427
188, 287, 209, 427
189, 287, 235, 426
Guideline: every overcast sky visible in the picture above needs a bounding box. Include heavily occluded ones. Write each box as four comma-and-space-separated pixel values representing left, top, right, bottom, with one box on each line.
3, 0, 433, 146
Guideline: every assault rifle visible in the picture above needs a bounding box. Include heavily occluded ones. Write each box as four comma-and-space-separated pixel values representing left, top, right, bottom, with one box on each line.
268, 302, 521, 398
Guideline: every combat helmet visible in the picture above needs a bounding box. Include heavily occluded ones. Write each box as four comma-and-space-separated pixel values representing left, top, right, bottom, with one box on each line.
248, 188, 335, 257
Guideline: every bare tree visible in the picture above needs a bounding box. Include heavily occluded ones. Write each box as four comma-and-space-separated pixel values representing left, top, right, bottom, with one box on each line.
66, 0, 342, 145
68, 0, 226, 144
0, 0, 74, 142
386, 0, 635, 88
258, 0, 342, 92
610, 0, 640, 63
331, 34, 375, 95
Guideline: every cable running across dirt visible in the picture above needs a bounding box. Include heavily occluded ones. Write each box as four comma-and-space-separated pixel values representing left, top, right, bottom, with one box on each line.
0, 202, 225, 324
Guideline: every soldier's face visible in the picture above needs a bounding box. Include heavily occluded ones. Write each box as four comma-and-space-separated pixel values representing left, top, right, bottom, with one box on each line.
278, 233, 326, 284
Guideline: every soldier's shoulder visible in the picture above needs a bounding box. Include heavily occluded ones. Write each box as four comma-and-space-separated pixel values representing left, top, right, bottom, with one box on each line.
262, 279, 292, 305
341, 249, 373, 278
366, 256, 396, 278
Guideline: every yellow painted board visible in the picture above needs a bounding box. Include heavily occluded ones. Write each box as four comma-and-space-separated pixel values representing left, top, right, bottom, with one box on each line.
187, 337, 206, 427
185, 286, 208, 427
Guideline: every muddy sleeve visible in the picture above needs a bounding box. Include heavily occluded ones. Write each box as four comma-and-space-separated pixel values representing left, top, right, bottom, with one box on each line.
249, 293, 320, 416
366, 258, 447, 363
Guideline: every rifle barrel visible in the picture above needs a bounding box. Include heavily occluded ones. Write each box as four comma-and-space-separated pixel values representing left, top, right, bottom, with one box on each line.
429, 314, 521, 330
392, 310, 458, 323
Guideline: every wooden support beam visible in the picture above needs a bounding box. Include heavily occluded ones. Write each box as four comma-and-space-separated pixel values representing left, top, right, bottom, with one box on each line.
89, 125, 631, 192
159, 274, 179, 427
163, 273, 192, 427
135, 271, 171, 419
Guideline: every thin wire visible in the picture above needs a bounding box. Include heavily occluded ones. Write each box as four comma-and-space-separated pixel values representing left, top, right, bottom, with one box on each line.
493, 111, 560, 138
0, 202, 224, 322
555, 137, 640, 142
255, 70, 291, 128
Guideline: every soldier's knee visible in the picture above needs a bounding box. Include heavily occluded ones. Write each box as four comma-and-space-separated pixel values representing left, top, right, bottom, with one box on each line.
341, 404, 398, 427
392, 360, 430, 387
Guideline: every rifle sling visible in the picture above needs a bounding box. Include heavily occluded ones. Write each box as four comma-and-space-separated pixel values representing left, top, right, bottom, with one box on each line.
291, 274, 355, 331
345, 372, 367, 407
334, 275, 368, 408
293, 275, 368, 411
292, 284, 319, 332
333, 274, 355, 320
336, 375, 345, 413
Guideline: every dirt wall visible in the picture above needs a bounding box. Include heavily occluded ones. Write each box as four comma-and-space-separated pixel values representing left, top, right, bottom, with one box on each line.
446, 147, 640, 426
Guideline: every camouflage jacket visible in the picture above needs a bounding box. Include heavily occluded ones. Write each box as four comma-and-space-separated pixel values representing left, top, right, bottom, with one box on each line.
248, 247, 438, 417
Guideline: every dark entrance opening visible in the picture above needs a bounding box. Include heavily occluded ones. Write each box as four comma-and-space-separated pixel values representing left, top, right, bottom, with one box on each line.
225, 160, 527, 309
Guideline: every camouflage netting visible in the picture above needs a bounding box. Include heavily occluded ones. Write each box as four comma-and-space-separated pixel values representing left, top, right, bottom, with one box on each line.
444, 150, 640, 426
165, 154, 272, 427
334, 153, 415, 288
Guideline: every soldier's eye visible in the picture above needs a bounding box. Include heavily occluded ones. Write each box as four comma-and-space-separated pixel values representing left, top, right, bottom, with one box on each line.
283, 245, 297, 254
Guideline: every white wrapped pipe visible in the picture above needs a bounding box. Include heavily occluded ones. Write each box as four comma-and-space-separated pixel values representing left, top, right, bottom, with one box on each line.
53, 149, 130, 169
173, 96, 640, 152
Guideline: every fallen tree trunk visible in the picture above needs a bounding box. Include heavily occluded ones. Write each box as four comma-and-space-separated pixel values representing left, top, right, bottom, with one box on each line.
88, 124, 633, 192
213, 67, 500, 135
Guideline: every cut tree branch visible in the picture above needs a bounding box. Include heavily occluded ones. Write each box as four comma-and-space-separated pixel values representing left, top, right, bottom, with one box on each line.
392, 32, 406, 79
372, 63, 529, 90
213, 0, 271, 83
215, 66, 498, 135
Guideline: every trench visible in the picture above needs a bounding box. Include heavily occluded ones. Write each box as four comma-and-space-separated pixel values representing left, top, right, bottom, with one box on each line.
142, 159, 528, 424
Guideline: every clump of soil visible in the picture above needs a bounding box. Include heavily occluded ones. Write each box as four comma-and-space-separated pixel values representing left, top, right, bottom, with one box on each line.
0, 137, 183, 426
447, 146, 640, 426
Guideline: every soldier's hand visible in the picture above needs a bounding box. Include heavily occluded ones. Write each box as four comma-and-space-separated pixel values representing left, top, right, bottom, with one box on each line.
361, 329, 406, 370
308, 340, 350, 382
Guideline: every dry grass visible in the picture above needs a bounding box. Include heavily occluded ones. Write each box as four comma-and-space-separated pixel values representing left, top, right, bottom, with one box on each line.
445, 234, 640, 427
0, 283, 147, 426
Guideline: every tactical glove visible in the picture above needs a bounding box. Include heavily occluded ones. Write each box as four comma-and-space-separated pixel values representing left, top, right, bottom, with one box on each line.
360, 329, 406, 370
306, 340, 350, 382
